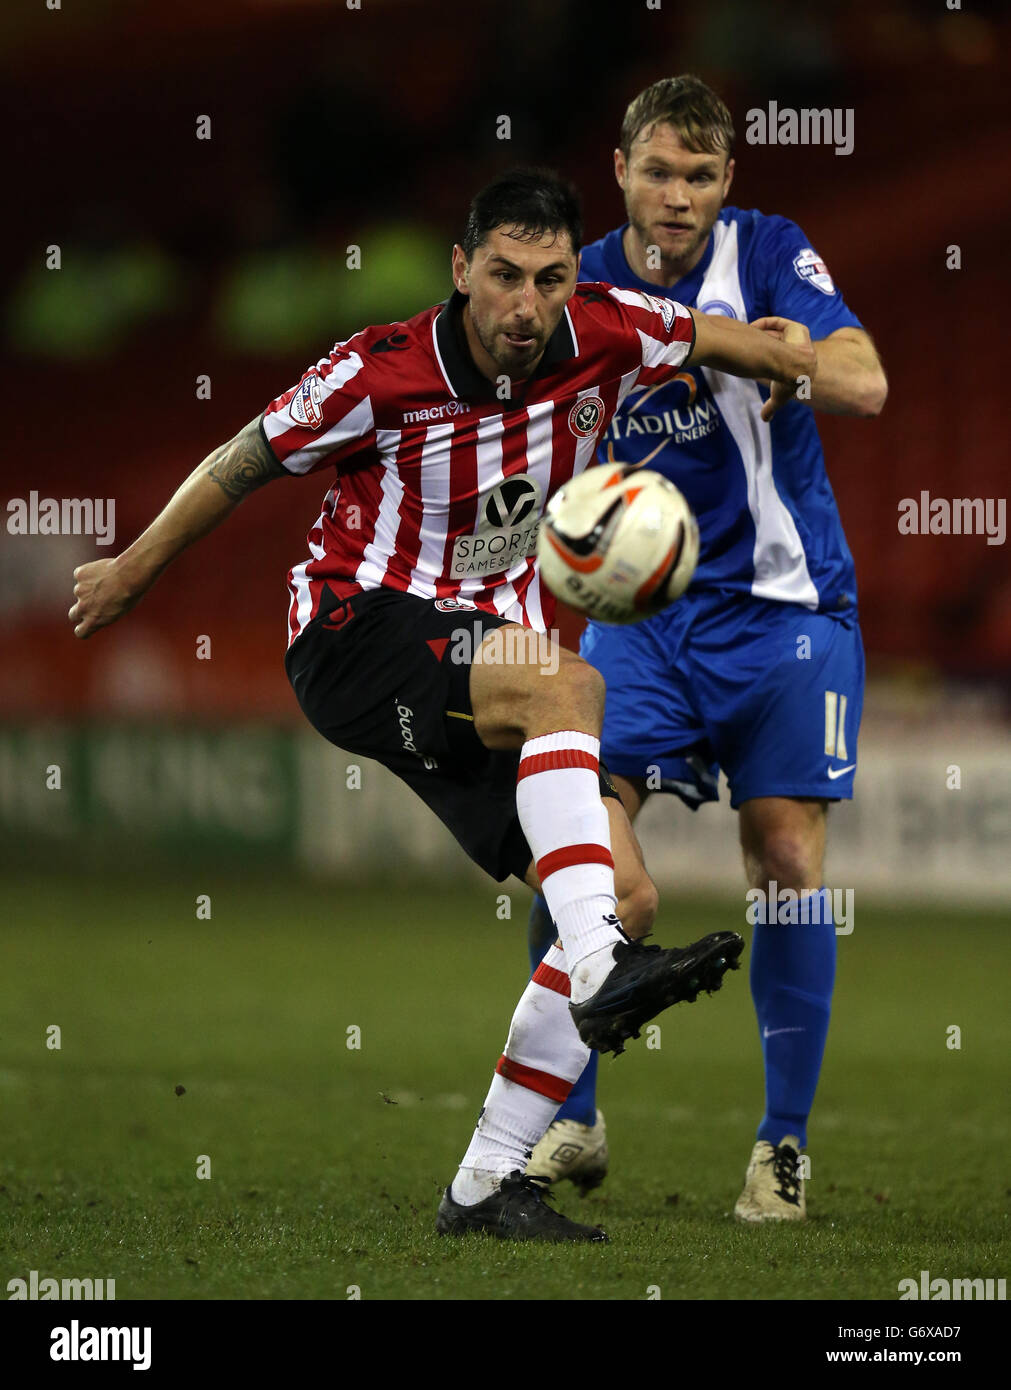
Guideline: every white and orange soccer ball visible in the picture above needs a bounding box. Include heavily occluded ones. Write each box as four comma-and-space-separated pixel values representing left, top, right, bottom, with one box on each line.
537, 464, 699, 624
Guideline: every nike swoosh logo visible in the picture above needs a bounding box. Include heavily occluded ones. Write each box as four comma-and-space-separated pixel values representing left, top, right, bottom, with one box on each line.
763, 1026, 806, 1039
826, 763, 856, 779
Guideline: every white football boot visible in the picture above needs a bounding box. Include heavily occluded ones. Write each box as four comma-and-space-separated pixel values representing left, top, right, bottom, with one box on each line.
526, 1109, 609, 1195
734, 1135, 806, 1222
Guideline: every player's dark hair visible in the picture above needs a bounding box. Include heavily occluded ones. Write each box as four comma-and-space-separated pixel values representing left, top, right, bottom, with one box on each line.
462, 168, 582, 260
621, 74, 735, 161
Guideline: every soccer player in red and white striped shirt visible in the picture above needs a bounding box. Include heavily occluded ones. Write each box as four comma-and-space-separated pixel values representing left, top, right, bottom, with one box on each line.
70, 169, 815, 1242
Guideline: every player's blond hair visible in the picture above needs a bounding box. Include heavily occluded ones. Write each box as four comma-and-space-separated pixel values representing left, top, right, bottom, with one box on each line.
620, 75, 735, 162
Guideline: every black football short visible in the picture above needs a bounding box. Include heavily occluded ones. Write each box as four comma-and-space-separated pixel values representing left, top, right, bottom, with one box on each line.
284, 584, 618, 883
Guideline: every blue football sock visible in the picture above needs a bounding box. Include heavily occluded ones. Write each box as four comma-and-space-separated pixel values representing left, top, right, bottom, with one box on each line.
750, 887, 837, 1150
527, 892, 599, 1127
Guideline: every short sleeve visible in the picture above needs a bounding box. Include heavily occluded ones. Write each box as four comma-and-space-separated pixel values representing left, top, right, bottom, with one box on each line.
605, 285, 696, 378
755, 216, 864, 338
261, 337, 376, 476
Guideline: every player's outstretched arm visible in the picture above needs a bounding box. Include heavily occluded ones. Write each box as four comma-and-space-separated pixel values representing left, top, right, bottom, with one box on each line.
803, 327, 887, 417
689, 310, 817, 421
69, 415, 287, 639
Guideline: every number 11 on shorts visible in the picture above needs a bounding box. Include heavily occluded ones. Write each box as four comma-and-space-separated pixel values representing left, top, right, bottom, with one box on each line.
824, 690, 848, 759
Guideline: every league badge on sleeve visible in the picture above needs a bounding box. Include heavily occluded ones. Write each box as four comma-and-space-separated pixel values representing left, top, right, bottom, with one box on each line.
290, 371, 325, 429
792, 247, 837, 296
643, 292, 677, 331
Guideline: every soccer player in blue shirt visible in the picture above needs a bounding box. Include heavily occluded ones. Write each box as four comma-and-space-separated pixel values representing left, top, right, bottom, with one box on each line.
527, 75, 887, 1220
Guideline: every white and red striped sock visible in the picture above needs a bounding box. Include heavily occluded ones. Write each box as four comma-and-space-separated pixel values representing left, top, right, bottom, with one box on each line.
452, 943, 591, 1206
515, 730, 624, 1003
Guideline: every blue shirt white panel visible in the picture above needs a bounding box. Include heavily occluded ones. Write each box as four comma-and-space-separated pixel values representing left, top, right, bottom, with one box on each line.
578, 208, 863, 611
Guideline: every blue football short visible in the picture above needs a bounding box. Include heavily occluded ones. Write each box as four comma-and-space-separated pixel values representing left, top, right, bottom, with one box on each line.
581, 590, 865, 809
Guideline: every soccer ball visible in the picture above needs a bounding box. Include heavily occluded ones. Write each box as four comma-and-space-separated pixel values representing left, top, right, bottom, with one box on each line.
537, 464, 699, 624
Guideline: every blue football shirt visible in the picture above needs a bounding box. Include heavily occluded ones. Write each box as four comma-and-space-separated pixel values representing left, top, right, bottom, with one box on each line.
579, 208, 863, 611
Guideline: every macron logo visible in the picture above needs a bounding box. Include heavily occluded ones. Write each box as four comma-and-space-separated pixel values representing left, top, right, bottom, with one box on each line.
402, 401, 471, 424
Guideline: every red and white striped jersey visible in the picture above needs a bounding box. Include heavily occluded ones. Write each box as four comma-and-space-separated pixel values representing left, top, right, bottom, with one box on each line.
261, 283, 695, 645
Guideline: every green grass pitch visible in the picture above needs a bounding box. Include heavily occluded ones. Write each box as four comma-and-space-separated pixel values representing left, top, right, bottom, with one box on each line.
1, 871, 1007, 1300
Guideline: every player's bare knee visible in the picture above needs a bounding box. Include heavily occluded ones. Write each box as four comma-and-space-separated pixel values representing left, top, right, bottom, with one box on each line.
558, 657, 605, 724
752, 833, 820, 893
518, 652, 604, 740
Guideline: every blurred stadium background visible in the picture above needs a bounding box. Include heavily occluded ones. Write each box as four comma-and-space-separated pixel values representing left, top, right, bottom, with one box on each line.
1, 0, 1008, 901
2, 0, 1009, 1305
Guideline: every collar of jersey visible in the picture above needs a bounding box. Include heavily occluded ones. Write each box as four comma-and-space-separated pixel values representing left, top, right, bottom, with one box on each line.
607, 221, 717, 305
434, 289, 576, 405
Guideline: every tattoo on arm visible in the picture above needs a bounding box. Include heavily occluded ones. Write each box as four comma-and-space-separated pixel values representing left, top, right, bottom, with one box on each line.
206, 416, 288, 501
